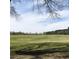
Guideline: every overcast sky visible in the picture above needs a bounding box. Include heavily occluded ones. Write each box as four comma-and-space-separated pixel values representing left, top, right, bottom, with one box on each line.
10, 0, 69, 33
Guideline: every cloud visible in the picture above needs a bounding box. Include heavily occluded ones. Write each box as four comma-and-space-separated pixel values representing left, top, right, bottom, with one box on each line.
46, 21, 69, 31
10, 10, 68, 33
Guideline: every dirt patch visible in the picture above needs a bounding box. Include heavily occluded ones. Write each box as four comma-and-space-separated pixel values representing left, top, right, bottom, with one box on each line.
11, 52, 69, 59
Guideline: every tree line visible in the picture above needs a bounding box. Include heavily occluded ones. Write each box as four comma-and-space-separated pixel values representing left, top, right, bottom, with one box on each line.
10, 28, 69, 35
43, 28, 69, 35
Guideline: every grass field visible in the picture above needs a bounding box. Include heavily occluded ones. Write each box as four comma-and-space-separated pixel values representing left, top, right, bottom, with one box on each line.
10, 35, 69, 59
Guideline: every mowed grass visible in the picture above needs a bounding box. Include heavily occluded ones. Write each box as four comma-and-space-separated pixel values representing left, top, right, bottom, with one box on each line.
10, 35, 69, 53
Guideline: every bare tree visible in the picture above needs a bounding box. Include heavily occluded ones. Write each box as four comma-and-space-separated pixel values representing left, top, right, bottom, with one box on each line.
10, 0, 19, 19
10, 0, 68, 18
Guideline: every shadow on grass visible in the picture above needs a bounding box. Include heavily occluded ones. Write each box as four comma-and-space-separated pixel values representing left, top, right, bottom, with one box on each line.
11, 42, 69, 55
15, 46, 69, 55
11, 42, 69, 59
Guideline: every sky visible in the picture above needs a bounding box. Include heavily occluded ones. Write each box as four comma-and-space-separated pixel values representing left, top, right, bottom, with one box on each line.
10, 0, 69, 33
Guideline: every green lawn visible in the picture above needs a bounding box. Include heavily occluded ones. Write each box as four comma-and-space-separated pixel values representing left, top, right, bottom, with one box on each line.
10, 35, 69, 53
10, 35, 69, 59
